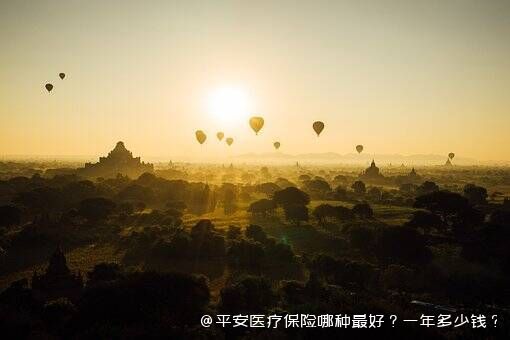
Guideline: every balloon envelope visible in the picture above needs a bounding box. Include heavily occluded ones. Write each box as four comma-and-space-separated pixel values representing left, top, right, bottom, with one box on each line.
195, 130, 207, 144
356, 145, 364, 154
59, 73, 65, 80
448, 152, 455, 159
226, 137, 234, 146
274, 141, 281, 150
249, 116, 264, 135
45, 83, 53, 92
216, 132, 224, 141
313, 121, 324, 136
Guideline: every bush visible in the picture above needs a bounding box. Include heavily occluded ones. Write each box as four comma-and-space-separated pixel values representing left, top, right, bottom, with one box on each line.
219, 276, 276, 314
375, 226, 432, 265
352, 202, 374, 219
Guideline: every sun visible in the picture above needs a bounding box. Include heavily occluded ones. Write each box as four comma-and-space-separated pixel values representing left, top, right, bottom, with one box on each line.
206, 86, 252, 126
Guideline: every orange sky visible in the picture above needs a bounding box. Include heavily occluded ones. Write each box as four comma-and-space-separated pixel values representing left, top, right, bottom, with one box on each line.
1, 1, 509, 162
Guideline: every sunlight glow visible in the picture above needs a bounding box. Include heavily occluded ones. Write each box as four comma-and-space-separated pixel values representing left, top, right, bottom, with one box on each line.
206, 86, 252, 127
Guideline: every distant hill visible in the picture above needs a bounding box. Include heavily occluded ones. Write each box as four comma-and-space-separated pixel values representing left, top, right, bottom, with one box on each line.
232, 152, 481, 165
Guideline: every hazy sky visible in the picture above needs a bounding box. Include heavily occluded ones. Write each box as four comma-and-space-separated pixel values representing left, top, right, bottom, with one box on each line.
1, 0, 509, 161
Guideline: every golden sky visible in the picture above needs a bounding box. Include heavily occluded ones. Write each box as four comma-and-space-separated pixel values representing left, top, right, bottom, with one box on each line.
1, 1, 509, 161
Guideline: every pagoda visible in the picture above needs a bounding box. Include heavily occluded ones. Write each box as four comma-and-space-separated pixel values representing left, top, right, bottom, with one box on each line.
359, 159, 385, 182
79, 141, 154, 179
32, 245, 83, 301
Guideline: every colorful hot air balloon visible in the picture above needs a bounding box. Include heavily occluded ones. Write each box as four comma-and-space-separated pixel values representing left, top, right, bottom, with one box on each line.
216, 132, 224, 141
226, 137, 234, 146
313, 121, 324, 136
195, 130, 207, 144
45, 83, 53, 92
274, 141, 281, 150
59, 73, 65, 80
356, 145, 364, 154
448, 152, 455, 160
249, 116, 264, 135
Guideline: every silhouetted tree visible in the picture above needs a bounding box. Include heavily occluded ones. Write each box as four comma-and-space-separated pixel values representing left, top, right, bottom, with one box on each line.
313, 204, 337, 225
116, 184, 154, 204
283, 205, 309, 225
335, 205, 355, 221
399, 183, 417, 194
352, 202, 374, 219
414, 190, 469, 224
0, 205, 21, 228
273, 187, 310, 207
416, 181, 439, 196
367, 187, 382, 200
351, 180, 366, 195
78, 197, 116, 223
255, 182, 280, 197
463, 183, 488, 205
348, 226, 375, 253
405, 210, 444, 234
223, 187, 237, 215
302, 179, 331, 198
375, 226, 432, 265
87, 263, 122, 286
245, 224, 267, 243
226, 225, 242, 240
219, 276, 276, 314
248, 199, 277, 217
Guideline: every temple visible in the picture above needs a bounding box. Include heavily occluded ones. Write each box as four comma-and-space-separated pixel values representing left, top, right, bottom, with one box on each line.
32, 245, 83, 301
359, 159, 385, 182
78, 141, 154, 179
395, 167, 422, 185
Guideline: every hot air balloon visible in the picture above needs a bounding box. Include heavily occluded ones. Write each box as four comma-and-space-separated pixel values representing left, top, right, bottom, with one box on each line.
45, 83, 53, 92
448, 153, 455, 160
356, 145, 364, 154
274, 141, 281, 150
249, 116, 264, 135
59, 73, 65, 80
216, 132, 224, 141
195, 130, 207, 144
313, 121, 324, 136
226, 137, 234, 146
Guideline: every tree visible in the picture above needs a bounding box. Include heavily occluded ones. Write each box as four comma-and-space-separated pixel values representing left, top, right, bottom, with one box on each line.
255, 182, 280, 197
283, 205, 309, 225
223, 187, 237, 215
13, 187, 63, 214
463, 184, 488, 205
414, 190, 470, 224
367, 187, 382, 200
312, 204, 337, 225
352, 202, 373, 219
335, 205, 355, 221
405, 210, 444, 234
245, 224, 267, 243
226, 225, 242, 240
273, 187, 310, 207
302, 179, 331, 198
351, 180, 366, 195
298, 174, 311, 182
87, 262, 122, 286
399, 183, 417, 194
348, 226, 375, 253
78, 197, 116, 222
333, 186, 348, 200
416, 181, 439, 196
219, 276, 276, 314
375, 226, 432, 265
247, 199, 277, 217
116, 184, 154, 204
0, 205, 21, 228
